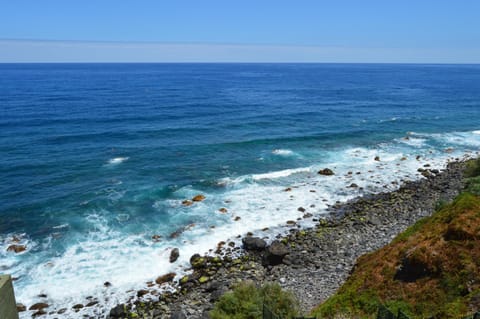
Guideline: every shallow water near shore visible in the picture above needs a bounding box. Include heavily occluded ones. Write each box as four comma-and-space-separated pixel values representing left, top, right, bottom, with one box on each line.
1, 63, 480, 317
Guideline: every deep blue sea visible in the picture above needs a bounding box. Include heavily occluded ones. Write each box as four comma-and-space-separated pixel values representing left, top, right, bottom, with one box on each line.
1, 63, 480, 317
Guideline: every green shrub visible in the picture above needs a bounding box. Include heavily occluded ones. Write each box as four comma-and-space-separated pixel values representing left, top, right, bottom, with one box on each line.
210, 281, 299, 319
465, 176, 480, 195
465, 158, 480, 178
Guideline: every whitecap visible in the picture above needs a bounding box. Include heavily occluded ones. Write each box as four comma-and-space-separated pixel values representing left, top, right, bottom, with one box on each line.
108, 157, 129, 165
251, 167, 311, 180
272, 149, 294, 156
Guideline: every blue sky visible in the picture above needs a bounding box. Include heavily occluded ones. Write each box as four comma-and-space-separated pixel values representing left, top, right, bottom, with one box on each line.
1, 0, 479, 62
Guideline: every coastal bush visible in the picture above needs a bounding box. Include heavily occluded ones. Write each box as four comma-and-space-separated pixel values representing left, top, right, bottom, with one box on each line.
465, 158, 480, 178
210, 281, 299, 319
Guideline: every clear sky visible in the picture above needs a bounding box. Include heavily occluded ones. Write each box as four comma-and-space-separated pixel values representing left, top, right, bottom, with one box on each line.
1, 0, 479, 62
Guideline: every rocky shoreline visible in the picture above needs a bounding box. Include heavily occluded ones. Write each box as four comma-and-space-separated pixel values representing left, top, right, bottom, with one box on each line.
98, 159, 468, 319
20, 159, 470, 318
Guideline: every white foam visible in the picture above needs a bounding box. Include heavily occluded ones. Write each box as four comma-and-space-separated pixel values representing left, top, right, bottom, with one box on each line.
272, 149, 295, 156
396, 137, 427, 148
108, 157, 129, 165
251, 167, 311, 180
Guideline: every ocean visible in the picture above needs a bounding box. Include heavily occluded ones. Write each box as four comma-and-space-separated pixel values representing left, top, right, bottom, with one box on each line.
1, 63, 479, 317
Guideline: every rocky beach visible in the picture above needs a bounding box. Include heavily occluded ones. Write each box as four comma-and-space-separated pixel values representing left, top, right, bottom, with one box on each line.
77, 158, 470, 319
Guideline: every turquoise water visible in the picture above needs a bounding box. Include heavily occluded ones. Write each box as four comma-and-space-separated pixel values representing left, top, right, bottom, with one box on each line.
1, 63, 479, 317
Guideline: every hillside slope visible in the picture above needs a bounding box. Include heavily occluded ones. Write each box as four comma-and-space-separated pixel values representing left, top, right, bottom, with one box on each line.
312, 164, 480, 318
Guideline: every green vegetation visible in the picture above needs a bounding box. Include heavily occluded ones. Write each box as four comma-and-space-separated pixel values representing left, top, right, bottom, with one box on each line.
210, 281, 300, 319
465, 158, 480, 178
312, 188, 480, 319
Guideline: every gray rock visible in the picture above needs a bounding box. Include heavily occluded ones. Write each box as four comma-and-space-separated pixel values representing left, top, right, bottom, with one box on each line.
170, 248, 180, 263
263, 241, 289, 266
109, 304, 126, 318
170, 310, 187, 319
242, 236, 267, 251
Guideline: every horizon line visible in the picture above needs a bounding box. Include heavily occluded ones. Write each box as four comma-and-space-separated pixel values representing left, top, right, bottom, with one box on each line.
2, 39, 480, 64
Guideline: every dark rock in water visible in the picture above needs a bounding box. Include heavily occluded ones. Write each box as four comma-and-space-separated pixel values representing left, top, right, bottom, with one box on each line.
151, 234, 162, 242
86, 301, 98, 307
16, 303, 26, 312
32, 310, 47, 317
72, 304, 84, 310
242, 237, 267, 251
170, 248, 180, 263
109, 304, 127, 318
218, 207, 228, 213
57, 308, 67, 314
155, 272, 176, 285
7, 244, 26, 253
318, 168, 334, 176
349, 183, 359, 188
170, 310, 187, 319
29, 303, 49, 311
374, 156, 380, 161
182, 200, 193, 206
169, 229, 183, 239
104, 281, 112, 287
297, 207, 306, 212
263, 241, 290, 266
137, 289, 149, 297
192, 194, 206, 202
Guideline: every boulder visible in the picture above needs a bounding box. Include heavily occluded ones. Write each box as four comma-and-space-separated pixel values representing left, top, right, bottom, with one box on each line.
190, 254, 206, 269
109, 304, 127, 318
318, 168, 334, 176
242, 237, 267, 251
192, 194, 206, 202
170, 248, 180, 263
218, 207, 228, 213
263, 241, 290, 266
16, 303, 26, 312
155, 272, 176, 285
7, 244, 26, 253
29, 303, 49, 311
374, 156, 380, 161
170, 310, 187, 319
